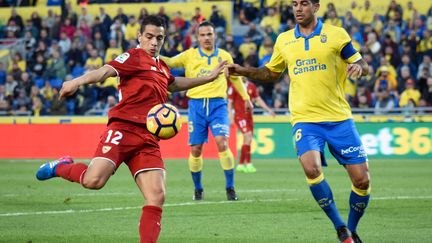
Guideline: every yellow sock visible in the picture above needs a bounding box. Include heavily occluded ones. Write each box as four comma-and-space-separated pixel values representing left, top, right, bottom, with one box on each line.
306, 173, 324, 185
218, 149, 234, 170
188, 154, 203, 172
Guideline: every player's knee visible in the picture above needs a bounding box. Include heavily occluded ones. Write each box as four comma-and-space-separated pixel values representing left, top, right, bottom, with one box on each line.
82, 176, 106, 190
303, 166, 322, 179
191, 146, 203, 157
243, 132, 253, 144
353, 177, 370, 190
146, 189, 166, 206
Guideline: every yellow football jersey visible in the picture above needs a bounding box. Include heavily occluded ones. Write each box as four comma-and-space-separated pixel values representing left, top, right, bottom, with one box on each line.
162, 47, 249, 100
266, 20, 362, 125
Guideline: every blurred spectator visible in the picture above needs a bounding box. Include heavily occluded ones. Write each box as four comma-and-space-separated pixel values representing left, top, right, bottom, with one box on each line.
417, 55, 432, 80
98, 7, 112, 32
24, 30, 37, 55
172, 11, 186, 30
191, 7, 205, 24
359, 0, 373, 25
353, 84, 373, 108
343, 11, 360, 33
125, 15, 139, 41
113, 7, 128, 27
78, 7, 93, 27
374, 89, 396, 114
12, 88, 31, 112
60, 18, 76, 40
403, 1, 417, 27
49, 88, 67, 115
0, 63, 6, 85
137, 7, 149, 24
8, 8, 24, 34
85, 49, 103, 70
322, 2, 336, 22
110, 18, 125, 41
58, 32, 71, 54
29, 54, 46, 78
386, 0, 403, 22
365, 32, 381, 55
44, 50, 67, 81
258, 37, 273, 66
0, 85, 10, 113
239, 35, 257, 60
325, 10, 342, 27
399, 79, 421, 107
210, 5, 226, 34
32, 96, 47, 116
383, 19, 401, 43
397, 66, 414, 93
260, 7, 280, 33
102, 95, 117, 116
420, 76, 432, 106
4, 75, 17, 97
371, 14, 384, 33
245, 23, 264, 46
67, 40, 84, 69
30, 11, 42, 31
105, 39, 122, 63
93, 31, 106, 56
374, 66, 398, 93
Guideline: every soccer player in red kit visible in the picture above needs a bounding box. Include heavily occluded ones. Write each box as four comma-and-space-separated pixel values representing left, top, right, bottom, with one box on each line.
35, 15, 226, 243
228, 77, 275, 173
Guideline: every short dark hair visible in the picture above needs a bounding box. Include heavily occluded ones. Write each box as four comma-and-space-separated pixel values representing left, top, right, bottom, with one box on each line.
198, 21, 215, 30
311, 0, 319, 3
140, 15, 166, 33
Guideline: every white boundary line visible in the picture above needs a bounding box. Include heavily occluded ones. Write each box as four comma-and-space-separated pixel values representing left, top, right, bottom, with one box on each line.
1, 196, 432, 217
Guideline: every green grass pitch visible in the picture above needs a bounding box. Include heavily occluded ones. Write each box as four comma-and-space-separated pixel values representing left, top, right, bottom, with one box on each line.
1, 158, 431, 242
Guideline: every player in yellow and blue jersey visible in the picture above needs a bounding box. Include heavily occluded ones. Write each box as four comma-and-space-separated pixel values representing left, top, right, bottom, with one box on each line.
162, 21, 252, 201
228, 0, 370, 242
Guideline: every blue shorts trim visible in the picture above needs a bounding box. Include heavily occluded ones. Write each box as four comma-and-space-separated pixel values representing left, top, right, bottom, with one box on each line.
188, 98, 229, 145
292, 119, 368, 166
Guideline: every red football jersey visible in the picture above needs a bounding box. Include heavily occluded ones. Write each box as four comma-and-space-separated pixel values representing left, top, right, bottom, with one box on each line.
106, 48, 175, 124
228, 81, 258, 117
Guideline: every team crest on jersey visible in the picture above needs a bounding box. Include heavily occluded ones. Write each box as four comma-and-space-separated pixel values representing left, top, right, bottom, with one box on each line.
115, 53, 130, 63
320, 34, 327, 43
102, 146, 111, 154
218, 57, 222, 63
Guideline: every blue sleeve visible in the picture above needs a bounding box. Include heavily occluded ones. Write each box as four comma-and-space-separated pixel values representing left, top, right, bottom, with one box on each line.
340, 41, 358, 60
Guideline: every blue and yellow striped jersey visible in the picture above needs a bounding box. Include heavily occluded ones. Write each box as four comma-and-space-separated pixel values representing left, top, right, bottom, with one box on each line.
266, 20, 362, 125
162, 47, 249, 100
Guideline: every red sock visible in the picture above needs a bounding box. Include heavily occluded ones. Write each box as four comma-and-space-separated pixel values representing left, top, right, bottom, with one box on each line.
139, 205, 162, 243
239, 145, 247, 164
243, 145, 251, 164
55, 163, 88, 184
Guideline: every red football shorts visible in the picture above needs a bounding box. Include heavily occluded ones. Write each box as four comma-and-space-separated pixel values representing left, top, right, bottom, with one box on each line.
234, 114, 254, 134
93, 120, 164, 178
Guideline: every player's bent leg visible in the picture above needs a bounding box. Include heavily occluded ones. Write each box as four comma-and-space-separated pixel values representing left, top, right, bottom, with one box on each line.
300, 151, 347, 231
190, 144, 204, 200
346, 162, 370, 241
81, 158, 116, 190
36, 156, 74, 181
135, 169, 165, 243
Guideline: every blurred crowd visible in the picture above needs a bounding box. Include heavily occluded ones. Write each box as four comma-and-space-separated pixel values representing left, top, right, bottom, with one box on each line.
0, 0, 431, 116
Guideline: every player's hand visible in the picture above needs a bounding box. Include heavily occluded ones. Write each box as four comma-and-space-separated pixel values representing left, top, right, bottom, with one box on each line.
269, 109, 276, 117
226, 64, 244, 77
347, 64, 362, 80
59, 80, 80, 98
245, 100, 253, 113
209, 60, 227, 81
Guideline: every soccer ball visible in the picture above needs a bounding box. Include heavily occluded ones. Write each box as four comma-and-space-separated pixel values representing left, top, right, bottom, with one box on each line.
146, 103, 182, 139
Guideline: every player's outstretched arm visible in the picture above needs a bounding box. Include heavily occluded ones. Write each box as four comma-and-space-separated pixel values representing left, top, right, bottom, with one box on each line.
226, 64, 281, 83
168, 61, 227, 92
60, 65, 116, 98
255, 96, 276, 117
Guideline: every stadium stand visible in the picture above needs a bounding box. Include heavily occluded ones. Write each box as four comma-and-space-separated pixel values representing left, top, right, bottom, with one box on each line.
0, 0, 431, 117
